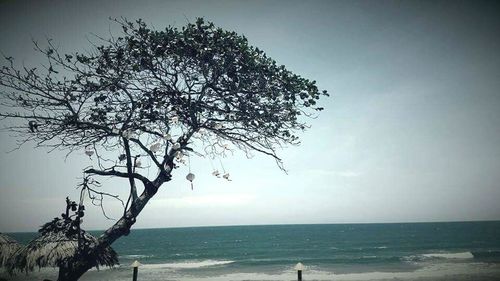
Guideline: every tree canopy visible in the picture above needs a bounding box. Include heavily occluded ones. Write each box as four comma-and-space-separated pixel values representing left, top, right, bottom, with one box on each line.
1, 18, 327, 168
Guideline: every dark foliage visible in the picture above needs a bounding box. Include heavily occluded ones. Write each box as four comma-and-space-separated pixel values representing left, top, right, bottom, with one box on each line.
0, 18, 328, 170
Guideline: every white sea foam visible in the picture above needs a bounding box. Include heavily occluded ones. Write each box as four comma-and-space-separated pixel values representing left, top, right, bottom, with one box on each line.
3, 261, 500, 281
176, 263, 500, 281
422, 252, 474, 259
120, 254, 153, 259
136, 262, 500, 281
139, 260, 234, 269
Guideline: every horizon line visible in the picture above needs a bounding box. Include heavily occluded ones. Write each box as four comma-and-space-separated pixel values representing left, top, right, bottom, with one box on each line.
5, 219, 500, 234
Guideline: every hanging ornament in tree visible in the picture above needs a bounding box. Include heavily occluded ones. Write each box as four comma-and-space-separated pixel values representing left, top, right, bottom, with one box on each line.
150, 142, 161, 153
176, 152, 185, 164
212, 170, 220, 177
135, 159, 142, 168
173, 143, 181, 150
84, 146, 94, 157
171, 116, 179, 124
163, 133, 172, 141
186, 173, 195, 190
218, 159, 231, 181
112, 127, 120, 135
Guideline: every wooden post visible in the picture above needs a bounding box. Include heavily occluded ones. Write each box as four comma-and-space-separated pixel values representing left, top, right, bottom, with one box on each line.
131, 260, 142, 281
295, 262, 304, 281
132, 267, 138, 281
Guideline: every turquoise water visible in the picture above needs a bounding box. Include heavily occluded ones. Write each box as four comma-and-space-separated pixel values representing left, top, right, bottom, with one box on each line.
7, 221, 500, 280
113, 222, 500, 269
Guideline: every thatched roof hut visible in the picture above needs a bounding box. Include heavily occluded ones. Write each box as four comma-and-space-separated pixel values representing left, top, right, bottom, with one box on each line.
9, 218, 118, 273
0, 233, 22, 267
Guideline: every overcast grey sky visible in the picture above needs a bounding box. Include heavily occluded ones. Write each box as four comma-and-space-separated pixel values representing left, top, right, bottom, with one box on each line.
1, 0, 500, 232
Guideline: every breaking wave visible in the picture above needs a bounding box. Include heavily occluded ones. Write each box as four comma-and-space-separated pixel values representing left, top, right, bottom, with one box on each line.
139, 260, 235, 269
422, 252, 474, 259
403, 251, 474, 262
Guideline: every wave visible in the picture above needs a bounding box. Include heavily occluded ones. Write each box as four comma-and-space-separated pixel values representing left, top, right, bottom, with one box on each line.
139, 260, 235, 269
351, 246, 389, 251
422, 252, 474, 259
120, 254, 153, 259
403, 251, 475, 262
107, 263, 500, 281
238, 256, 402, 266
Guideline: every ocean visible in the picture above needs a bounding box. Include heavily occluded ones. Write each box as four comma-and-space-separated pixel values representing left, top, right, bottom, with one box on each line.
3, 221, 500, 280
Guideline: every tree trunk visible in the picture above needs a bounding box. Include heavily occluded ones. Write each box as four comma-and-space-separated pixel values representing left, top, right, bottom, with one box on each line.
97, 181, 160, 247
57, 180, 164, 280
57, 172, 167, 280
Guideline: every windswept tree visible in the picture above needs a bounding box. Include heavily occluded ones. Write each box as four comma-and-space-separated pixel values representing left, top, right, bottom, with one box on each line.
0, 18, 328, 280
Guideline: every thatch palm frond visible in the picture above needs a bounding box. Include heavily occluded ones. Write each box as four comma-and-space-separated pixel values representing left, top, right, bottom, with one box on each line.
0, 233, 22, 267
9, 219, 118, 273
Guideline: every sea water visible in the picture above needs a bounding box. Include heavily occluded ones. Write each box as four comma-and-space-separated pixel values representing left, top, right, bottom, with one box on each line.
4, 221, 500, 280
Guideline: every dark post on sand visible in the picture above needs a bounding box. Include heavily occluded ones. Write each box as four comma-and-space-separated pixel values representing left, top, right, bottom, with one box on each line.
295, 262, 304, 281
131, 260, 142, 281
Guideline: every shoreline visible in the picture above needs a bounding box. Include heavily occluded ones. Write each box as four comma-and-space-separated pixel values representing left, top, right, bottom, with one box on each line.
2, 261, 500, 281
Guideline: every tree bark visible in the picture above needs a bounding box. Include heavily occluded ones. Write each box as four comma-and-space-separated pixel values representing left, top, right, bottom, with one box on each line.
97, 181, 159, 247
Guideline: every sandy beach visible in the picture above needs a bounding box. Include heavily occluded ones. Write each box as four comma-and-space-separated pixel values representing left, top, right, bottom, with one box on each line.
2, 261, 500, 281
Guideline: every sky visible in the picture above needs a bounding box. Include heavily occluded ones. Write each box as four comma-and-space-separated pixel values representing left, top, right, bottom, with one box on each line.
1, 0, 500, 232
